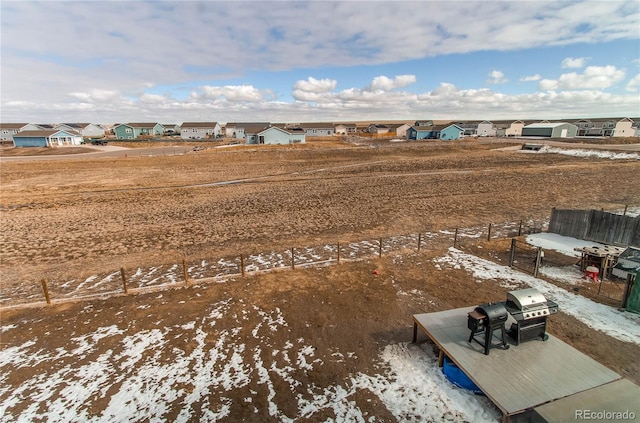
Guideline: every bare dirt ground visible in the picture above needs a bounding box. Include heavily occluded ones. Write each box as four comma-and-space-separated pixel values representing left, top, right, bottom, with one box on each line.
1, 138, 640, 420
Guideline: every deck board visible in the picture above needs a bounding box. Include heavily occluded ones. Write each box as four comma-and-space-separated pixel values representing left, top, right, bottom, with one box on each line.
414, 308, 621, 417
533, 379, 640, 422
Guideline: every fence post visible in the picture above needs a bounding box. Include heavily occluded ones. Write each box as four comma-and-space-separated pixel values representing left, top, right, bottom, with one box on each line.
41, 278, 51, 305
509, 239, 516, 267
379, 238, 383, 257
487, 223, 492, 241
518, 220, 523, 236
291, 247, 295, 269
182, 259, 189, 285
337, 242, 341, 264
453, 228, 458, 247
534, 247, 542, 277
623, 205, 628, 216
240, 254, 245, 276
182, 259, 190, 286
120, 267, 128, 294
417, 233, 422, 252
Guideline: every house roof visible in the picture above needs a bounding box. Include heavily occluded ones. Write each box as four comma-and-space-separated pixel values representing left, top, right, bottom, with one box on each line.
412, 126, 440, 131
258, 126, 305, 136
0, 123, 30, 130
525, 122, 574, 128
243, 123, 271, 134
180, 122, 219, 128
298, 122, 335, 129
226, 122, 270, 128
59, 123, 91, 129
13, 130, 58, 137
125, 122, 161, 128
443, 124, 464, 131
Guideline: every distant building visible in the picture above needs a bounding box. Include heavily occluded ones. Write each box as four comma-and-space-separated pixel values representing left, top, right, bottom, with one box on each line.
113, 123, 164, 139
334, 123, 357, 135
251, 126, 306, 145
13, 130, 83, 147
522, 122, 578, 138
179, 122, 221, 140
440, 124, 465, 140
0, 123, 31, 142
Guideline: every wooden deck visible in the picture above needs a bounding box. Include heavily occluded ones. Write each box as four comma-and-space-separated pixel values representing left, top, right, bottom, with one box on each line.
413, 308, 621, 421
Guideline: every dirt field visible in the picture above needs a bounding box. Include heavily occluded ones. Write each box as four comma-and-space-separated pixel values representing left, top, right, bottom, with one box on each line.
1, 139, 640, 421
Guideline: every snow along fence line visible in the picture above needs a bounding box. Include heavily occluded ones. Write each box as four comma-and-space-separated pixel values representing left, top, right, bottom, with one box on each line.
1, 219, 547, 308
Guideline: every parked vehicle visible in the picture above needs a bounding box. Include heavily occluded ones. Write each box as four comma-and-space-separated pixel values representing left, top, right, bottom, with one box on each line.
91, 140, 108, 146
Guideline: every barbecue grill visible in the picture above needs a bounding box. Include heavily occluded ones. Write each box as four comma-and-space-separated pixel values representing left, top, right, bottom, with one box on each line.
504, 288, 558, 345
467, 302, 510, 355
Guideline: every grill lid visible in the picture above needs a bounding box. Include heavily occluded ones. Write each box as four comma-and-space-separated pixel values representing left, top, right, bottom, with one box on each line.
507, 288, 547, 311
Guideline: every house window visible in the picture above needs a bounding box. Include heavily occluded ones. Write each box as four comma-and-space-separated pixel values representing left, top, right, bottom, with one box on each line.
125, 128, 132, 134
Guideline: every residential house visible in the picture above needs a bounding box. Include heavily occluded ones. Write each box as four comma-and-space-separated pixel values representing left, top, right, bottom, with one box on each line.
406, 125, 441, 140
299, 122, 335, 136
243, 123, 272, 144
163, 124, 180, 135
603, 118, 635, 137
367, 124, 390, 134
334, 123, 357, 135
571, 117, 635, 137
0, 123, 31, 142
454, 121, 480, 136
113, 123, 164, 139
522, 122, 578, 138
393, 123, 412, 139
179, 122, 221, 140
414, 120, 434, 127
13, 130, 83, 147
440, 124, 465, 140
494, 120, 526, 137
252, 126, 306, 145
476, 121, 497, 137
225, 122, 270, 139
55, 123, 105, 138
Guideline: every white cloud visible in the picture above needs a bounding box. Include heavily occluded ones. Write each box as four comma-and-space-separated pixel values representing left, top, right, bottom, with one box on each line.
520, 74, 541, 82
367, 75, 416, 91
292, 77, 337, 102
196, 85, 271, 102
487, 70, 508, 84
561, 57, 588, 68
539, 79, 559, 91
293, 77, 337, 94
626, 74, 640, 92
538, 65, 626, 90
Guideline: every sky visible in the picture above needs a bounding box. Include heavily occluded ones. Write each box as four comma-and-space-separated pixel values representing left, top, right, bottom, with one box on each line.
1, 0, 639, 125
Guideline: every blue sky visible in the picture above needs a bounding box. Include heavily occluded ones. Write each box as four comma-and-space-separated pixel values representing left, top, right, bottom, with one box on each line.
1, 1, 639, 124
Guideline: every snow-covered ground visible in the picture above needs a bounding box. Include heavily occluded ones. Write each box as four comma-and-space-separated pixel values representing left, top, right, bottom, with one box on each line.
533, 145, 640, 160
2, 236, 639, 422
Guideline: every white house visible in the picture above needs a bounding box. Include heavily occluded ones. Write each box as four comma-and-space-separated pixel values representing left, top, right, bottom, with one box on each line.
251, 126, 306, 145
55, 123, 105, 138
180, 122, 221, 140
494, 120, 526, 137
476, 121, 497, 137
394, 123, 412, 138
299, 122, 335, 136
334, 123, 357, 135
0, 123, 31, 142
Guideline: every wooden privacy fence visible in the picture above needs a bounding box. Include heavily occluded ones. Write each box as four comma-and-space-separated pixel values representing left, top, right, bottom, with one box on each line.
4, 219, 546, 307
548, 208, 640, 247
